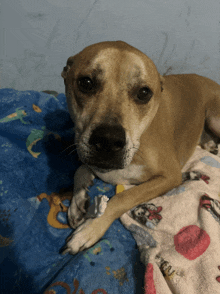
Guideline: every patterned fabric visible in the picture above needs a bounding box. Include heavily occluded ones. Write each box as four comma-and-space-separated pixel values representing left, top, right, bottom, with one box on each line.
0, 89, 143, 294
2, 88, 220, 294
119, 147, 220, 294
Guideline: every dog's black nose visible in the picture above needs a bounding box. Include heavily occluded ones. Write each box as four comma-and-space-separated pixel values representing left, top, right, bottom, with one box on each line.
89, 124, 126, 153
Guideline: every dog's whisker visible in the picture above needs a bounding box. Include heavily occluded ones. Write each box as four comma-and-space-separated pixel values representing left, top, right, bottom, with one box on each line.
61, 143, 78, 153
68, 148, 78, 155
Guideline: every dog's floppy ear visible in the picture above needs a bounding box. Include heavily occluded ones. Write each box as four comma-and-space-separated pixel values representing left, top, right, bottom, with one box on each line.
160, 75, 165, 92
61, 56, 75, 79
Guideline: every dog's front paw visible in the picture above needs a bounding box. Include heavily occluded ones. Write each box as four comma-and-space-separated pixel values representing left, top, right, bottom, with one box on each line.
62, 218, 107, 255
68, 189, 90, 229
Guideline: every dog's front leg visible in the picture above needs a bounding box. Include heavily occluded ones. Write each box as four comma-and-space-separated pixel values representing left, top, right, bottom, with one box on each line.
68, 164, 95, 228
64, 171, 182, 255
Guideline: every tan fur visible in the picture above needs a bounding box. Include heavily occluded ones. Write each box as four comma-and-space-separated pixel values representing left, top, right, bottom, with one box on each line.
61, 41, 220, 255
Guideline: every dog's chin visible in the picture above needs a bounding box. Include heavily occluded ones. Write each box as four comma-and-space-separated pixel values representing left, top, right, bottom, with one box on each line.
82, 158, 125, 173
89, 166, 116, 173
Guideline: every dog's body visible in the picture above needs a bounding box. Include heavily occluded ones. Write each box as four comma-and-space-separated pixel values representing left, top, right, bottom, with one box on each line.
61, 41, 220, 254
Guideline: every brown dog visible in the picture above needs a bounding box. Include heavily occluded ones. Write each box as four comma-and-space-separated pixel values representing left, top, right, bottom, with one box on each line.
61, 41, 220, 254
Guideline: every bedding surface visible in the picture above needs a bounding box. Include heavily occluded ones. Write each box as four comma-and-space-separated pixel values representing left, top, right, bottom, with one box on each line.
0, 89, 144, 294
120, 147, 220, 293
1, 88, 220, 294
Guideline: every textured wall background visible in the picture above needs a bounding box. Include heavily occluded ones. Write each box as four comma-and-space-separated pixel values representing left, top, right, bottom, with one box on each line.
0, 0, 220, 93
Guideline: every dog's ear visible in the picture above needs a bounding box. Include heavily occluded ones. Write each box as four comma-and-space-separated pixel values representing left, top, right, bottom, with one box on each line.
160, 75, 165, 92
61, 56, 75, 79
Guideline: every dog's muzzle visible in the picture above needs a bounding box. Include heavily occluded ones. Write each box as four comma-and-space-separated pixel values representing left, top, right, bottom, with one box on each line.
86, 123, 126, 170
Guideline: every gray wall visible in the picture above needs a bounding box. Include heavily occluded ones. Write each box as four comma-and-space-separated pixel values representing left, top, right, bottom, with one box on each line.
1, 0, 220, 93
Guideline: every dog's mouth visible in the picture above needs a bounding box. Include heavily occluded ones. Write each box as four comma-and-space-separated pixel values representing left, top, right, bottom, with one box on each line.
76, 140, 127, 171
82, 155, 125, 171
77, 123, 129, 171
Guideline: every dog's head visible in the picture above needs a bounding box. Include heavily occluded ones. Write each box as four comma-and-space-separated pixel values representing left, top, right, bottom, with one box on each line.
62, 41, 164, 171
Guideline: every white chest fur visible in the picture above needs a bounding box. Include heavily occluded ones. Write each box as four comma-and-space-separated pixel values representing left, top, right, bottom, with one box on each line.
92, 164, 144, 185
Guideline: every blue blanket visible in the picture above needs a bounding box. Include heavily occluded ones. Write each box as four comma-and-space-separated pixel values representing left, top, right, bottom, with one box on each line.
0, 89, 144, 294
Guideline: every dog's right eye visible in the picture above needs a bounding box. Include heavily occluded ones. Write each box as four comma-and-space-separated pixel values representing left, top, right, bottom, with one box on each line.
137, 87, 153, 103
77, 77, 94, 93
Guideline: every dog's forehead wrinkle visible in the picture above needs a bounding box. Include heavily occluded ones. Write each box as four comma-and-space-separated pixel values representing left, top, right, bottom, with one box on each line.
91, 48, 141, 73
91, 48, 121, 66
130, 65, 141, 78
75, 63, 104, 79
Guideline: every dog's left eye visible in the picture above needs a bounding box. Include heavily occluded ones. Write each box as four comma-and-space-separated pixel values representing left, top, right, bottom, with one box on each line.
137, 87, 153, 103
77, 77, 94, 93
